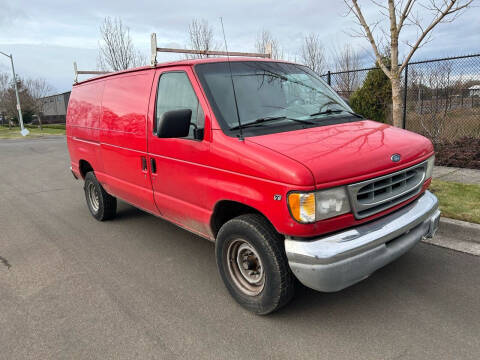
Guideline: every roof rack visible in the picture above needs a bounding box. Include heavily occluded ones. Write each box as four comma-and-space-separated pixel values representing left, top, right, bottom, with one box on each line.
73, 62, 111, 83
73, 33, 272, 82
150, 33, 272, 65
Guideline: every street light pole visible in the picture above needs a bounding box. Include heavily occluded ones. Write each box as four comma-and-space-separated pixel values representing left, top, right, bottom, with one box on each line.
0, 51, 29, 136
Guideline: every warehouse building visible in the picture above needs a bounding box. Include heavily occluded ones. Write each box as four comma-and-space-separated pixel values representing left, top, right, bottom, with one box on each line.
39, 91, 71, 123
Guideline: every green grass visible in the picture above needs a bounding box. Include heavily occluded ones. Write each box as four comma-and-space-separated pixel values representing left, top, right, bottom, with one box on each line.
430, 180, 480, 224
0, 124, 65, 139
39, 124, 67, 130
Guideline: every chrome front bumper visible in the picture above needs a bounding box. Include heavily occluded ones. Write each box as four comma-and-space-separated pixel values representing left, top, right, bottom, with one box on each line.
285, 191, 440, 292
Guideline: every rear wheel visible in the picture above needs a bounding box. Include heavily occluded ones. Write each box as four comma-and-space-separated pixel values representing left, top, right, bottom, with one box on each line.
84, 172, 117, 221
215, 214, 295, 315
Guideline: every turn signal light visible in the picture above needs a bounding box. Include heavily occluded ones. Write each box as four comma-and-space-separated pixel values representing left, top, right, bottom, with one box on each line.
288, 192, 316, 223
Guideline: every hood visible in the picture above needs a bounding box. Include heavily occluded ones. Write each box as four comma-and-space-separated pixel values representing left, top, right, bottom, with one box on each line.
246, 120, 433, 187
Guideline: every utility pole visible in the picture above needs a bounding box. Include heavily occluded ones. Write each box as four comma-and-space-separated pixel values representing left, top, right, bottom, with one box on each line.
0, 51, 29, 136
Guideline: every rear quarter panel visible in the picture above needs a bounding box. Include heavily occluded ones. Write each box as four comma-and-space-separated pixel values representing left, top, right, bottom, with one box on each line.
66, 81, 105, 176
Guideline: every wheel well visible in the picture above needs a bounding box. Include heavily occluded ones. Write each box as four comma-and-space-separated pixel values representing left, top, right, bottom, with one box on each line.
79, 160, 93, 179
210, 200, 273, 238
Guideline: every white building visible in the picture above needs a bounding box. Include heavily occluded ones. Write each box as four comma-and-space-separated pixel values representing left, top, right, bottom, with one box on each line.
469, 85, 480, 97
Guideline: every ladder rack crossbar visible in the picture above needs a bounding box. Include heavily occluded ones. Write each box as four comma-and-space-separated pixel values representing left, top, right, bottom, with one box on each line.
73, 61, 111, 83
150, 33, 272, 65
156, 47, 271, 58
76, 70, 110, 75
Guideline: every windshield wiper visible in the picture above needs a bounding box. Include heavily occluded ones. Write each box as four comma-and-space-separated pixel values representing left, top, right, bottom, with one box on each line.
309, 109, 364, 119
230, 116, 315, 130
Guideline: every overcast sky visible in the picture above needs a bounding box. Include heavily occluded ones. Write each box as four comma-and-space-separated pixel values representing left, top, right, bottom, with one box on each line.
1, 0, 479, 93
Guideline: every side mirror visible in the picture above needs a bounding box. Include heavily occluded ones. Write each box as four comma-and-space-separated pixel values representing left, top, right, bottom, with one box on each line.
157, 109, 192, 138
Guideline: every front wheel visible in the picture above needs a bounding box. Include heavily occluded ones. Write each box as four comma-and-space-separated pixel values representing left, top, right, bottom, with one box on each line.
215, 214, 295, 315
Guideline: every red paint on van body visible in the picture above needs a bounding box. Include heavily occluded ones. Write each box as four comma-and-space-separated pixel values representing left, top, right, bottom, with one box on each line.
66, 58, 434, 240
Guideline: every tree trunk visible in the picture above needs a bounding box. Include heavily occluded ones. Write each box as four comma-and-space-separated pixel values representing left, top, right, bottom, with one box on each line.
38, 114, 43, 130
391, 76, 403, 128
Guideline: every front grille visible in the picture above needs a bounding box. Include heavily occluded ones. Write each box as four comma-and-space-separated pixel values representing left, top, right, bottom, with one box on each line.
347, 161, 427, 219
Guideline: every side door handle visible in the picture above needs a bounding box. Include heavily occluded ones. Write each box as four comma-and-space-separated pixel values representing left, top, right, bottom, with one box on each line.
141, 156, 147, 171
150, 158, 157, 174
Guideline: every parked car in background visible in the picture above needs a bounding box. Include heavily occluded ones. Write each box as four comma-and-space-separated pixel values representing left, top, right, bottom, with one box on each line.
66, 58, 440, 314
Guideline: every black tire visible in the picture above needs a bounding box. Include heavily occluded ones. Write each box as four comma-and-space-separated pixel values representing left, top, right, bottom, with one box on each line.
84, 171, 117, 221
215, 214, 295, 315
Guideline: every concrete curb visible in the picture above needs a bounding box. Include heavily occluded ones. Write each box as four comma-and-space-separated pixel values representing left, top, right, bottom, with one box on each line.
438, 218, 480, 243
423, 217, 480, 256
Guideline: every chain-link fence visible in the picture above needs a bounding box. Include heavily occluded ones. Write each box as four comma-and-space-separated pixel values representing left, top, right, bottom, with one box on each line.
321, 54, 480, 145
322, 66, 376, 103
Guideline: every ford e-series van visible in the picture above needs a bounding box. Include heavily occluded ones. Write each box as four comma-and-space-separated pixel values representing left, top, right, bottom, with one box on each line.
66, 58, 440, 314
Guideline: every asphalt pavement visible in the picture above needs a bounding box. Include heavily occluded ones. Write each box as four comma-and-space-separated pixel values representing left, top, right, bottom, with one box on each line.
1, 137, 479, 360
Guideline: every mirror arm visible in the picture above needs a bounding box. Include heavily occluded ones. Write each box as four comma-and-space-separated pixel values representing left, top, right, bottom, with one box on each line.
193, 128, 204, 140
190, 122, 204, 140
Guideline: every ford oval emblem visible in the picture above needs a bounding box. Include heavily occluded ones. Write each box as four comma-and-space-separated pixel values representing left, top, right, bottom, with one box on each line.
391, 153, 401, 162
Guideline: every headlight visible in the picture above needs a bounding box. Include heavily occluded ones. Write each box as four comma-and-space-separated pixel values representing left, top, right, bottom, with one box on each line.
425, 155, 435, 179
315, 187, 351, 220
288, 187, 351, 223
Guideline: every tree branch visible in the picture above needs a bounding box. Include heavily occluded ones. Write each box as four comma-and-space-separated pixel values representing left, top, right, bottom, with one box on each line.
346, 0, 392, 77
400, 0, 473, 72
398, 0, 416, 31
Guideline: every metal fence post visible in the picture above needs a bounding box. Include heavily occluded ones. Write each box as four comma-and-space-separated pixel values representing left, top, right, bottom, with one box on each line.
327, 71, 331, 86
402, 64, 408, 129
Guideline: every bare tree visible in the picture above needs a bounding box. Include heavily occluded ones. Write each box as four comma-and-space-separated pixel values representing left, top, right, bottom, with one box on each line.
97, 17, 146, 71
344, 0, 473, 127
186, 18, 217, 58
0, 73, 9, 126
255, 29, 282, 59
0, 77, 32, 128
332, 44, 362, 96
0, 72, 9, 93
300, 33, 327, 74
25, 78, 54, 130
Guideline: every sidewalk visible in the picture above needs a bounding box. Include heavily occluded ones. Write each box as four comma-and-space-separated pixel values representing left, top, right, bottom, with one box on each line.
433, 166, 480, 185
430, 165, 480, 255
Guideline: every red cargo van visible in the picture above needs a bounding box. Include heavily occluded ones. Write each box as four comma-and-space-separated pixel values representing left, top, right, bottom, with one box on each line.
67, 58, 440, 314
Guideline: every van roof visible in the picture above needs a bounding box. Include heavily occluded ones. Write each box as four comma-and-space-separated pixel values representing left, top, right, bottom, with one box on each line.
74, 57, 294, 85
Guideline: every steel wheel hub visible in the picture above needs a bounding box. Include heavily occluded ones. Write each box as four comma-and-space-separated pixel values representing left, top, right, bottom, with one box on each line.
87, 183, 100, 212
227, 239, 265, 296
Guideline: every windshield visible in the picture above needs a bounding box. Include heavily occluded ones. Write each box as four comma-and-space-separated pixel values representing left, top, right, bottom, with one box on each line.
195, 61, 355, 136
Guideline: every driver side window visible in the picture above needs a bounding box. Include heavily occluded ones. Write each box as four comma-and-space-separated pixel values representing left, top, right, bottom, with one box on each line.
156, 71, 204, 139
